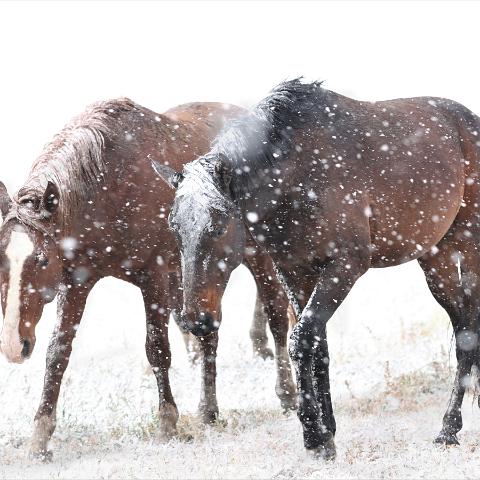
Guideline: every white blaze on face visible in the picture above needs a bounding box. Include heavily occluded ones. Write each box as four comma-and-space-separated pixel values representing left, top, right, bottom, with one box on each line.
0, 229, 34, 363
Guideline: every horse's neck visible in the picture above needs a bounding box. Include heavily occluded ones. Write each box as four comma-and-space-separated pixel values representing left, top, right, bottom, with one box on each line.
234, 166, 292, 225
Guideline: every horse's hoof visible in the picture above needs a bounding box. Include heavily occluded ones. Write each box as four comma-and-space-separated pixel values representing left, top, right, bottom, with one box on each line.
29, 413, 56, 462
156, 426, 176, 443
434, 431, 460, 446
157, 403, 178, 442
199, 408, 219, 425
29, 448, 53, 463
255, 346, 274, 360
309, 438, 337, 461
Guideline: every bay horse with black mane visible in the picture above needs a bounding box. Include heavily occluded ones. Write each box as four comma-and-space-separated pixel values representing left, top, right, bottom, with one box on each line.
153, 78, 480, 459
0, 99, 295, 459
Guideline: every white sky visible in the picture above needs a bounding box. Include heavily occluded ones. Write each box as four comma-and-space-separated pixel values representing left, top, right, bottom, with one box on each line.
0, 0, 479, 193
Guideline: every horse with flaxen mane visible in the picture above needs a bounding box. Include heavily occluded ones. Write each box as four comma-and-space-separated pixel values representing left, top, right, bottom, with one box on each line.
153, 78, 480, 459
0, 98, 295, 459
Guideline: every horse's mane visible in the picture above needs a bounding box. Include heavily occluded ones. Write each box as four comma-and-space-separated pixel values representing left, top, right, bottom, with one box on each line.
210, 78, 327, 200
11, 98, 137, 234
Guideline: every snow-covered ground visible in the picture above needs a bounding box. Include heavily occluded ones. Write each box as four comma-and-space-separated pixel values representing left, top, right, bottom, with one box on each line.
1, 261, 478, 478
1, 2, 479, 478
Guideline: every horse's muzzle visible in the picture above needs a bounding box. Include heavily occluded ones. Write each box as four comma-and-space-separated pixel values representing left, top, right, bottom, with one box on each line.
180, 311, 220, 337
21, 338, 32, 359
0, 336, 29, 364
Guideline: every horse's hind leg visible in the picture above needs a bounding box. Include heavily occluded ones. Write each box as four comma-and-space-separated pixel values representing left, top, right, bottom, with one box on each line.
140, 276, 178, 441
170, 319, 218, 424
418, 231, 480, 445
244, 249, 296, 411
172, 310, 201, 363
167, 271, 218, 424
256, 275, 296, 411
30, 276, 97, 460
169, 272, 202, 364
249, 295, 274, 359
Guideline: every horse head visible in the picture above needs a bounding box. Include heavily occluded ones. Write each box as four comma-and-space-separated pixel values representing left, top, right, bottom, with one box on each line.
0, 181, 62, 363
152, 156, 245, 337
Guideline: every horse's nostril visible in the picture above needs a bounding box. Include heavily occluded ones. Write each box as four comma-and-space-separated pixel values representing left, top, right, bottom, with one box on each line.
197, 311, 220, 335
199, 311, 214, 327
21, 339, 31, 358
181, 311, 220, 337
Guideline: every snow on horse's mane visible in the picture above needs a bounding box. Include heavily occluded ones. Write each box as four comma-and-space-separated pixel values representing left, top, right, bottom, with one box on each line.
14, 98, 136, 233
178, 158, 233, 213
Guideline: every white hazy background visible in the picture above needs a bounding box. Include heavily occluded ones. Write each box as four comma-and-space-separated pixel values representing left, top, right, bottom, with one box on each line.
0, 2, 479, 478
1, 1, 479, 191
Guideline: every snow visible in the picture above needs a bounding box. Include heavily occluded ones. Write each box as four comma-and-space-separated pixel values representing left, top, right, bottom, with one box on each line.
1, 2, 479, 477
1, 262, 479, 478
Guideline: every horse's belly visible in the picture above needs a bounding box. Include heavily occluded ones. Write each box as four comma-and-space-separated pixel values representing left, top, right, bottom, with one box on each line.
369, 184, 463, 267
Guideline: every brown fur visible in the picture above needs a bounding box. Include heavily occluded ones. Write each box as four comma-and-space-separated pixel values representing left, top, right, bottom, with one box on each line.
0, 99, 293, 457
164, 79, 480, 456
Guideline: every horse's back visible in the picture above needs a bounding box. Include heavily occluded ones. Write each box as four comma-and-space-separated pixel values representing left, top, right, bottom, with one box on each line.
360, 96, 478, 266
303, 92, 479, 267
164, 102, 245, 129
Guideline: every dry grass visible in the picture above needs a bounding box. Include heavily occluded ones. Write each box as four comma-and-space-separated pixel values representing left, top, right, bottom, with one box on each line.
342, 360, 454, 417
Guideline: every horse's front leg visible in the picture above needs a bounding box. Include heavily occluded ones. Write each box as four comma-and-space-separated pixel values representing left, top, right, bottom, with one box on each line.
290, 250, 369, 460
197, 331, 219, 424
140, 277, 178, 441
30, 276, 97, 460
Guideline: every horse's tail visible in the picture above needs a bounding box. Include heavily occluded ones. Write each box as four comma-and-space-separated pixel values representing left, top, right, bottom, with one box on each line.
443, 101, 480, 406
463, 109, 480, 404
462, 109, 480, 407
464, 110, 480, 407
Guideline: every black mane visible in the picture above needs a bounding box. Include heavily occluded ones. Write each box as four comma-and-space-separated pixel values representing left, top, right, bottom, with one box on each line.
210, 78, 327, 200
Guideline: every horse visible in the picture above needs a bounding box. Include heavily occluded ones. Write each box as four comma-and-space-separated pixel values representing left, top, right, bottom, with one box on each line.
152, 78, 480, 460
0, 98, 295, 459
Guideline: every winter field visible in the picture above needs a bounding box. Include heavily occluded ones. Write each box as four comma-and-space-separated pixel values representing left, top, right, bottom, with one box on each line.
1, 261, 479, 479
1, 1, 480, 478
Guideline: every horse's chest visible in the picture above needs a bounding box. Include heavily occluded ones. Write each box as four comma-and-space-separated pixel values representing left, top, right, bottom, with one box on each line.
256, 203, 329, 269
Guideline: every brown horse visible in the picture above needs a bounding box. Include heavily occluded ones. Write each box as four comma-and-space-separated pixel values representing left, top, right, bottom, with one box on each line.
153, 79, 480, 460
0, 98, 295, 459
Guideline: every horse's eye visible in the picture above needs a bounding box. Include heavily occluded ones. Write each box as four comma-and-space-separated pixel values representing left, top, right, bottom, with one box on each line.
210, 226, 225, 238
20, 197, 40, 211
36, 254, 49, 268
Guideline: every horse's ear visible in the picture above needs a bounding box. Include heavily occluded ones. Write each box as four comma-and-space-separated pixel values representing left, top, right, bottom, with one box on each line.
214, 153, 233, 192
42, 181, 60, 216
150, 158, 184, 189
0, 181, 12, 221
